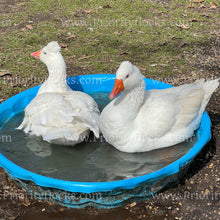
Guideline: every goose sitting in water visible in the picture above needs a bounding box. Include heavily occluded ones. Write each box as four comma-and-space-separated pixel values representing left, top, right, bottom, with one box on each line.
18, 41, 100, 145
99, 61, 219, 153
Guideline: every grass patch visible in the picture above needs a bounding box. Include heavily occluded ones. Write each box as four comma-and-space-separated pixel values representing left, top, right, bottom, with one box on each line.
0, 0, 219, 98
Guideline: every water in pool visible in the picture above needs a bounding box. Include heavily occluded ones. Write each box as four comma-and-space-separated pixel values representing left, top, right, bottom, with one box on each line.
0, 92, 197, 182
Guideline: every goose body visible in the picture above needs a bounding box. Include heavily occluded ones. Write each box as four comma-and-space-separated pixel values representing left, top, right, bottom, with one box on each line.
18, 41, 100, 145
99, 61, 219, 153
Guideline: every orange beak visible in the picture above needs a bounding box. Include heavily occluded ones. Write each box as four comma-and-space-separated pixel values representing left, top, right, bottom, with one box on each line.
109, 79, 125, 100
31, 49, 41, 59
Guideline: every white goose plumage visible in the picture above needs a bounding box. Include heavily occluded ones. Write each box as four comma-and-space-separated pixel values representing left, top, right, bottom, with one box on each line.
18, 41, 100, 145
99, 61, 219, 153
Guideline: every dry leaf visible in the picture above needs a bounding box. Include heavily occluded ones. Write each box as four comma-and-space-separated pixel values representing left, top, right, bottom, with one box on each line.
171, 36, 182, 40
103, 4, 111, 8
180, 42, 189, 47
201, 13, 210, 18
190, 18, 200, 22
210, 2, 217, 9
26, 24, 33, 30
23, 199, 31, 207
199, 4, 206, 8
187, 3, 195, 8
113, 31, 121, 35
193, 0, 204, 3
60, 43, 68, 48
0, 71, 11, 77
176, 24, 189, 29
17, 2, 25, 6
78, 55, 94, 60
204, 189, 210, 196
128, 202, 137, 208
83, 10, 91, 14
74, 9, 90, 17
137, 30, 145, 34
66, 33, 76, 40
209, 163, 214, 168
159, 42, 167, 46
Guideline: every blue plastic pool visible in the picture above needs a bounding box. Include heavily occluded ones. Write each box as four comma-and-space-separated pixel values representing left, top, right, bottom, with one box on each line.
0, 74, 212, 208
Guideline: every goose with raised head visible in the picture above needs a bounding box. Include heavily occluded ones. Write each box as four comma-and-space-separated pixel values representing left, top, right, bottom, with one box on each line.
99, 61, 219, 153
18, 41, 100, 145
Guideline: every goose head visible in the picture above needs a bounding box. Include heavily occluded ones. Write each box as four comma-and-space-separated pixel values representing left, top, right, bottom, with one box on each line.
109, 61, 144, 100
31, 41, 66, 73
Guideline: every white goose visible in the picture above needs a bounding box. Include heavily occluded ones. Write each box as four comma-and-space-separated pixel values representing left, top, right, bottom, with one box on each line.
99, 61, 219, 153
18, 41, 100, 145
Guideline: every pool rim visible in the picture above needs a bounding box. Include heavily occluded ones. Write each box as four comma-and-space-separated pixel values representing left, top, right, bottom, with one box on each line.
0, 74, 211, 194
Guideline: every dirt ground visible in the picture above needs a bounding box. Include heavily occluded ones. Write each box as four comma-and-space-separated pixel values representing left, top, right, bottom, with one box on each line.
0, 93, 219, 220
0, 0, 219, 219
0, 56, 219, 220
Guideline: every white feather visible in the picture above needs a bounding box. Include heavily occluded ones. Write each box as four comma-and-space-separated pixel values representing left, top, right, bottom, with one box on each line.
17, 42, 100, 146
99, 61, 219, 153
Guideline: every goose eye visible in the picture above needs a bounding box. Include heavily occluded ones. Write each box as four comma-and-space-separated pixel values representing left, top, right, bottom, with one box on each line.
125, 74, 129, 79
43, 52, 47, 55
